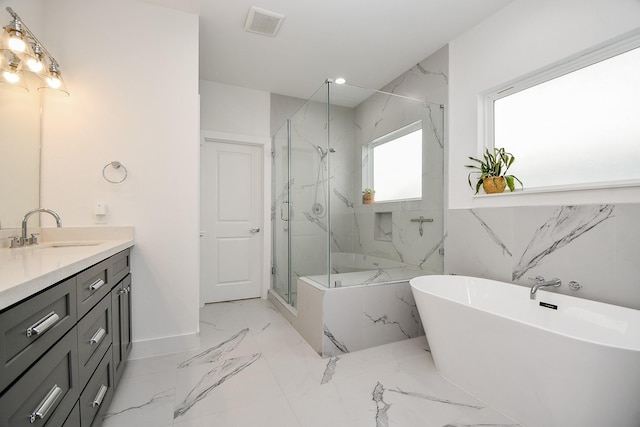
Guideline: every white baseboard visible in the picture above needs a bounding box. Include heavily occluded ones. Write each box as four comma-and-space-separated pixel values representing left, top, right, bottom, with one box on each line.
129, 332, 199, 360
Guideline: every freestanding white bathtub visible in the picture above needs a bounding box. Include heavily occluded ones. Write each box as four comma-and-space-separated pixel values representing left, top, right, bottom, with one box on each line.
410, 275, 640, 427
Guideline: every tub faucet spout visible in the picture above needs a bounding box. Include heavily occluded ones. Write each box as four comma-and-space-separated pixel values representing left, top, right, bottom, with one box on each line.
530, 276, 561, 299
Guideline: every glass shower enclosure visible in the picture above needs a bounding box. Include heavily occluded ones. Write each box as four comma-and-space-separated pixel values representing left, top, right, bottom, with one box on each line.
272, 81, 444, 308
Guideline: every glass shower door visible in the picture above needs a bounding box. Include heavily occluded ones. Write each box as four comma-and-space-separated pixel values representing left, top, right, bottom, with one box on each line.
271, 83, 332, 308
271, 121, 291, 304
287, 89, 330, 304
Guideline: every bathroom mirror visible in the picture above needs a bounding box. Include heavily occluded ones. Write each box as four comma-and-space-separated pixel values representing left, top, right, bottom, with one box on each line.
0, 87, 41, 229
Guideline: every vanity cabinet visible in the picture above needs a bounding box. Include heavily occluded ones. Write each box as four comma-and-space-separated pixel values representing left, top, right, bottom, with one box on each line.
111, 273, 131, 389
0, 248, 132, 427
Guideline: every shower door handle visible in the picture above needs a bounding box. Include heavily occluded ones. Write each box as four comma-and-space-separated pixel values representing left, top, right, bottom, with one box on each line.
280, 201, 289, 222
250, 227, 261, 233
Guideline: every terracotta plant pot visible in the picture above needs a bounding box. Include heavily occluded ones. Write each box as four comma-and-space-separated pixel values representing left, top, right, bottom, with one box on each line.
363, 194, 375, 204
482, 176, 506, 194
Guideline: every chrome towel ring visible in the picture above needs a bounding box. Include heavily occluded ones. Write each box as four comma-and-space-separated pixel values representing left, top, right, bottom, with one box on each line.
102, 161, 128, 184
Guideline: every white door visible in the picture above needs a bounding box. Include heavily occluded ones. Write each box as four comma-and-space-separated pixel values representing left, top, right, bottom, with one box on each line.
200, 140, 263, 303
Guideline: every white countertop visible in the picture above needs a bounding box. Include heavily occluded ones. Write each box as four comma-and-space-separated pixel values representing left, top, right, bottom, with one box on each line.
0, 227, 134, 311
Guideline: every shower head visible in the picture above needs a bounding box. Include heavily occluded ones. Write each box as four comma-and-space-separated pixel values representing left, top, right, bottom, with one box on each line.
314, 146, 336, 159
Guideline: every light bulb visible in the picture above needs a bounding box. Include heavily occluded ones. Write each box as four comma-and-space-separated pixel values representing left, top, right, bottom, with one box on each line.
3, 69, 20, 83
8, 34, 26, 52
46, 75, 61, 89
27, 58, 44, 73
335, 77, 346, 85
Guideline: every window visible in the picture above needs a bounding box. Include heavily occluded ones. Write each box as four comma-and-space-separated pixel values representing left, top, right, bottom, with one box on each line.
363, 121, 422, 202
486, 31, 640, 191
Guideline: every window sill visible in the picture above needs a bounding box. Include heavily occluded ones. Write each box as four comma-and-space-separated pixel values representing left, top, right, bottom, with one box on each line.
474, 179, 640, 198
468, 179, 640, 208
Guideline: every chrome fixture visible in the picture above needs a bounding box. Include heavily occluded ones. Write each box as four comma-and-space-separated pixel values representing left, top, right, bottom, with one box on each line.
529, 275, 561, 299
410, 216, 434, 237
1, 7, 69, 94
568, 281, 582, 291
16, 208, 63, 247
102, 161, 128, 183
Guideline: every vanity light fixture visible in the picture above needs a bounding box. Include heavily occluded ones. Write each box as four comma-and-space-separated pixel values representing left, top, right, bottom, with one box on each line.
0, 51, 28, 91
2, 15, 26, 52
0, 7, 69, 95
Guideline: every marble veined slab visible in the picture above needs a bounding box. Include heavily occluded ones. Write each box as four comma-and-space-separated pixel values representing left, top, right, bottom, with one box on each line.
0, 226, 134, 310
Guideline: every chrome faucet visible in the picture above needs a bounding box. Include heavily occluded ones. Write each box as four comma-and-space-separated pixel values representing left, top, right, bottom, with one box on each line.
20, 208, 63, 246
530, 275, 561, 299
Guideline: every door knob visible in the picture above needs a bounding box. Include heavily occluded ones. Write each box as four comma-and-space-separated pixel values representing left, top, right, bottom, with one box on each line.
250, 227, 261, 233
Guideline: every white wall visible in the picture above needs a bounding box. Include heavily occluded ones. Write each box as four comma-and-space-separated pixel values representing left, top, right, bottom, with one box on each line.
449, 0, 640, 208
40, 0, 200, 353
199, 80, 272, 301
445, 0, 640, 310
200, 80, 270, 135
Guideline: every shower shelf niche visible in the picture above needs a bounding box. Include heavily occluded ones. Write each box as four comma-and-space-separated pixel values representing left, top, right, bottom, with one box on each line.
374, 212, 393, 242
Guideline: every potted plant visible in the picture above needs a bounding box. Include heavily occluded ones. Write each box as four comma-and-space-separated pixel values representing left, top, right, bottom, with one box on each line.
465, 147, 523, 194
362, 188, 375, 204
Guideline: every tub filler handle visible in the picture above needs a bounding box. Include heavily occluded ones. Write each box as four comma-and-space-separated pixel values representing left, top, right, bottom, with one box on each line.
568, 281, 582, 291
410, 216, 433, 236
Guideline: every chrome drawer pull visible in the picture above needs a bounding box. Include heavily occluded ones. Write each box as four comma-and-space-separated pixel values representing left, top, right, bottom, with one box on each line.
118, 286, 131, 296
26, 312, 60, 337
89, 279, 105, 291
30, 384, 62, 423
90, 328, 106, 345
92, 384, 108, 408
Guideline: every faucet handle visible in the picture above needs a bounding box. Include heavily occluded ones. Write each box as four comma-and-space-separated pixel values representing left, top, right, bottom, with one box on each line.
29, 233, 40, 245
9, 236, 23, 248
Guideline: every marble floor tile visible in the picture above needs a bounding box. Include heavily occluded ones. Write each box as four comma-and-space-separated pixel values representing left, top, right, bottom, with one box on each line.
105, 298, 519, 427
102, 370, 176, 427
172, 396, 301, 427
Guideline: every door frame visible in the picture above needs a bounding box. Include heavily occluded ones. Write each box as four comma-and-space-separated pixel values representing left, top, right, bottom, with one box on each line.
200, 130, 272, 306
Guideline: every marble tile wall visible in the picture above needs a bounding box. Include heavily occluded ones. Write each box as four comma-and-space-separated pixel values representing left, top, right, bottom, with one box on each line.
351, 46, 447, 273
270, 46, 449, 293
445, 203, 640, 310
296, 278, 424, 358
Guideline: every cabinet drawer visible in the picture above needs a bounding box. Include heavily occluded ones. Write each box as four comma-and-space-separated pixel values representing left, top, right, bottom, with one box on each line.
62, 402, 80, 427
109, 249, 131, 288
77, 258, 111, 319
78, 294, 112, 388
0, 328, 79, 427
79, 350, 113, 427
0, 277, 77, 392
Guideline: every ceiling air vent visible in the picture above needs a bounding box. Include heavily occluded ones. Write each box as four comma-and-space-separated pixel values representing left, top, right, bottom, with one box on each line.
244, 6, 285, 37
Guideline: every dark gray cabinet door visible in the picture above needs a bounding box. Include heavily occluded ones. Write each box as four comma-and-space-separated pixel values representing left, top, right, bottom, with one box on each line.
79, 350, 113, 427
77, 294, 112, 388
0, 277, 77, 392
62, 402, 80, 427
111, 274, 131, 389
108, 249, 130, 288
0, 328, 79, 427
77, 259, 112, 320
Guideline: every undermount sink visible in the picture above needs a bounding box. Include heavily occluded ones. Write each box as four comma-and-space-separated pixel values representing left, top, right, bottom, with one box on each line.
37, 241, 105, 248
